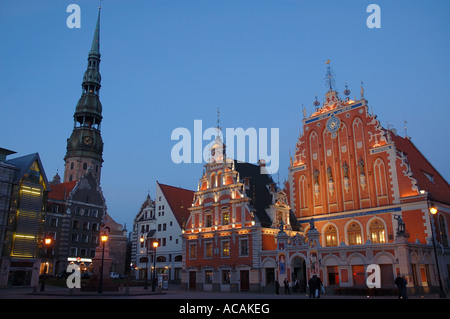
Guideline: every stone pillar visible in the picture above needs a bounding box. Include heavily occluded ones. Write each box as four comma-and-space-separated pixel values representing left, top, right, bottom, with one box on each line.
306, 219, 321, 279
276, 222, 289, 286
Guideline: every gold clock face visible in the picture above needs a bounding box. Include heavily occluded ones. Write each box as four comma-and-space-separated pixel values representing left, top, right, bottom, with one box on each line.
83, 136, 93, 145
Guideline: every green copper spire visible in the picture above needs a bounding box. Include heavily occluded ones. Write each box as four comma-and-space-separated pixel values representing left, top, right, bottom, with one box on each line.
90, 8, 101, 56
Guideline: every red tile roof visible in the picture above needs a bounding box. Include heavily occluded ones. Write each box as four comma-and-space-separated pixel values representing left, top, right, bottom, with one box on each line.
48, 180, 77, 201
157, 182, 194, 228
391, 133, 450, 204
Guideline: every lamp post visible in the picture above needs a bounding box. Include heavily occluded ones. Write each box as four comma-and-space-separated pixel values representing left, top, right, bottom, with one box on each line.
427, 196, 447, 298
152, 241, 159, 292
40, 237, 52, 292
140, 236, 149, 289
98, 233, 108, 294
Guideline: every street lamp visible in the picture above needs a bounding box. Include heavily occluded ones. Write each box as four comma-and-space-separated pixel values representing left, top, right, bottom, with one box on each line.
40, 237, 53, 292
140, 236, 149, 290
98, 233, 108, 294
152, 241, 159, 292
426, 195, 447, 298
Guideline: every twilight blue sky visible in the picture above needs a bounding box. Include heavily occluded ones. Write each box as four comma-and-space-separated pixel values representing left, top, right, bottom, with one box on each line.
1, 0, 449, 230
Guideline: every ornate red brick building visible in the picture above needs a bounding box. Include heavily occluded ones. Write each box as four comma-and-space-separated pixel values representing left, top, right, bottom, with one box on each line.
182, 66, 450, 295
287, 68, 450, 294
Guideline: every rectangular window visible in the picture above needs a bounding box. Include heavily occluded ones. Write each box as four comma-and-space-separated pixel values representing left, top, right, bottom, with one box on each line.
221, 239, 230, 257
189, 243, 197, 260
222, 211, 230, 225
205, 242, 213, 259
205, 270, 213, 284
239, 238, 249, 256
222, 270, 230, 284
205, 214, 213, 227
50, 217, 58, 227
69, 247, 77, 256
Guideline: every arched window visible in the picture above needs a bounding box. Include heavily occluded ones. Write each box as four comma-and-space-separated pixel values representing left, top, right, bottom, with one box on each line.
347, 222, 362, 245
156, 256, 166, 262
139, 256, 148, 263
299, 175, 308, 211
369, 219, 386, 244
439, 215, 449, 247
324, 224, 338, 247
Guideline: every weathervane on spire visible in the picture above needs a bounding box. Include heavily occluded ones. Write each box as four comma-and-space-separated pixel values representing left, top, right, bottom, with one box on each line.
325, 59, 336, 92
216, 107, 221, 131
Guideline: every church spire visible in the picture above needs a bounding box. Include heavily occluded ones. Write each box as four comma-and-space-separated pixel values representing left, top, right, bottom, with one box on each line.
90, 8, 101, 56
63, 7, 104, 184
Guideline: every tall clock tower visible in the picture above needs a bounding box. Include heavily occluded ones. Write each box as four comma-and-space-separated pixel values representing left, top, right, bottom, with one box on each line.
63, 9, 104, 184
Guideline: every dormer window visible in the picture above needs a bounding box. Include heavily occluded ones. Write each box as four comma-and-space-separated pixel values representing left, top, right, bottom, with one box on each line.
423, 171, 435, 184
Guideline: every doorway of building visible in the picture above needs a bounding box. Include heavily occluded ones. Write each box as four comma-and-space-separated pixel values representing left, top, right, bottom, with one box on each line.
265, 268, 275, 287
292, 256, 306, 292
189, 271, 196, 290
240, 270, 249, 291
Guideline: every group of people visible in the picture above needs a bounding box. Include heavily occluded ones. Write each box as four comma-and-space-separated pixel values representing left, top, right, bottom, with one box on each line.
275, 275, 323, 298
275, 273, 408, 299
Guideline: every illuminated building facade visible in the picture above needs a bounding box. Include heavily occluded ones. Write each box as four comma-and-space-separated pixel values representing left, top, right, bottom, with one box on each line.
181, 133, 299, 292
0, 150, 50, 287
181, 65, 450, 295
286, 65, 450, 294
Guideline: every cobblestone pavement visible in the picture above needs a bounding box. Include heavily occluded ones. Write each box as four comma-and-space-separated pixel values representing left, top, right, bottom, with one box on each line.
0, 284, 445, 300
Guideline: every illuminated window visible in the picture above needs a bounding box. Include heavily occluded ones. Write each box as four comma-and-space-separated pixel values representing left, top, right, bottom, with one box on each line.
348, 222, 362, 245
324, 225, 338, 247
221, 239, 230, 257
222, 211, 230, 225
369, 219, 386, 244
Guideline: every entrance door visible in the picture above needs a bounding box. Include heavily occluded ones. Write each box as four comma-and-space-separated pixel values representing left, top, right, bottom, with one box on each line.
265, 268, 275, 286
240, 270, 249, 291
292, 256, 306, 292
189, 271, 196, 290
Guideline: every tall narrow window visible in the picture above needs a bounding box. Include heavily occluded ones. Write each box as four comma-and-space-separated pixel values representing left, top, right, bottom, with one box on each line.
369, 219, 386, 244
347, 222, 362, 245
439, 215, 449, 247
221, 239, 230, 257
222, 210, 230, 225
205, 242, 213, 258
324, 225, 338, 247
189, 243, 197, 259
205, 213, 213, 227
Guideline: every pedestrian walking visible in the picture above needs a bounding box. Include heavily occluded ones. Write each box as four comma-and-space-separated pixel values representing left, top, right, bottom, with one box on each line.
308, 275, 317, 298
284, 278, 291, 295
316, 275, 323, 298
275, 279, 280, 295
394, 274, 408, 299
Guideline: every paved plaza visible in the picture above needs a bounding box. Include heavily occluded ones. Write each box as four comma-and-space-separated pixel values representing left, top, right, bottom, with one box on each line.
0, 284, 445, 300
